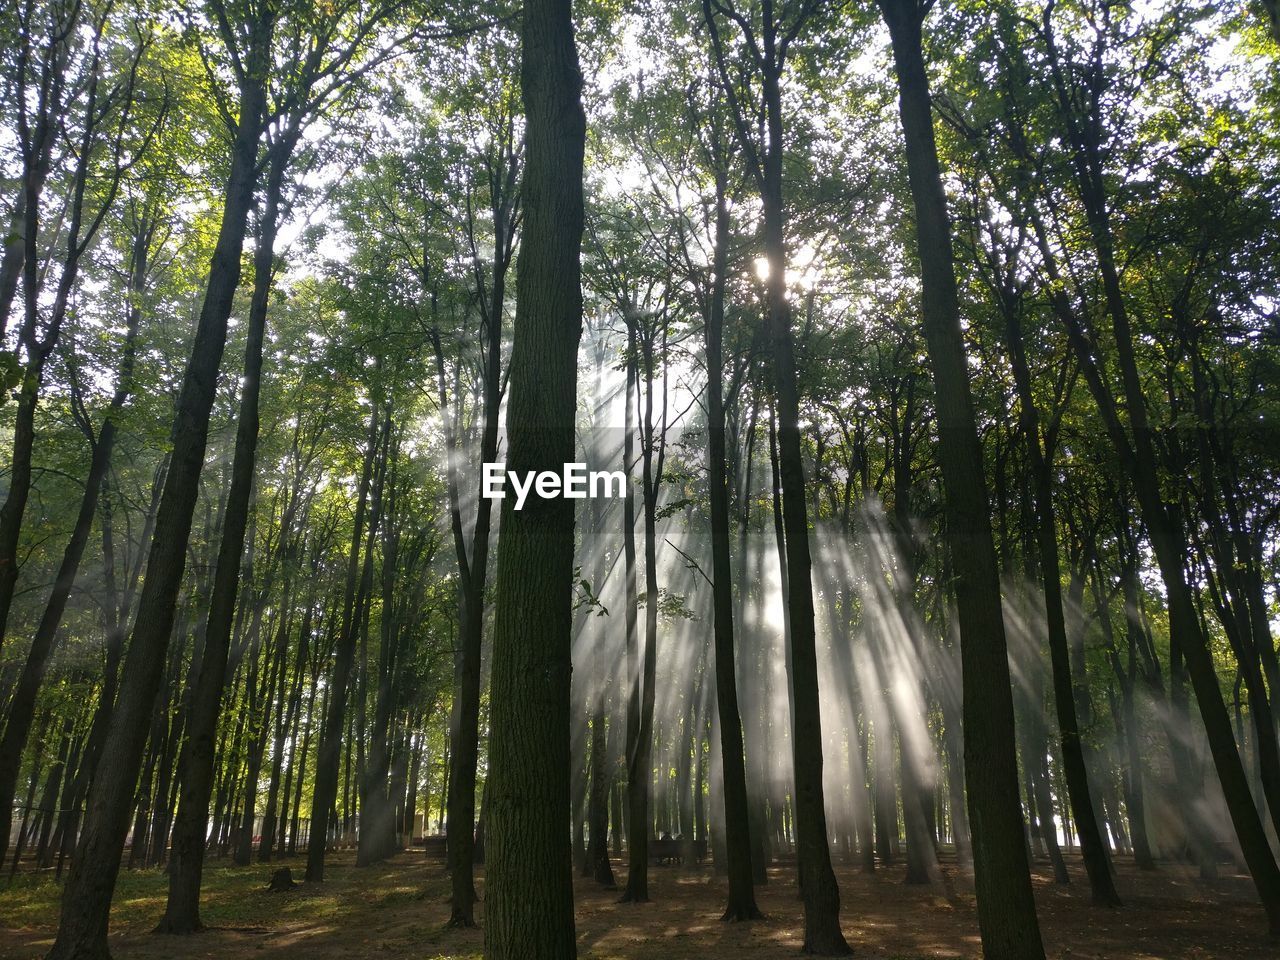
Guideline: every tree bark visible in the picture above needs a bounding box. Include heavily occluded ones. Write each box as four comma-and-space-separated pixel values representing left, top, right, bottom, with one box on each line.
704, 162, 761, 922
483, 0, 585, 954
878, 1, 1047, 955
159, 120, 295, 931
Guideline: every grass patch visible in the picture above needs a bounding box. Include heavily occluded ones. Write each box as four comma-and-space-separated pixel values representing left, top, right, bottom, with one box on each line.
0, 853, 449, 936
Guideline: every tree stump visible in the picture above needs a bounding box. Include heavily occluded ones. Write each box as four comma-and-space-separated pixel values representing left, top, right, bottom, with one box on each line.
266, 867, 297, 892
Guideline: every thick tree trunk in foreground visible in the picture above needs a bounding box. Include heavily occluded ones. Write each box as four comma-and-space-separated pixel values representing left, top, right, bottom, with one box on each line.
878, 2, 1046, 956
46, 49, 269, 960
483, 0, 585, 955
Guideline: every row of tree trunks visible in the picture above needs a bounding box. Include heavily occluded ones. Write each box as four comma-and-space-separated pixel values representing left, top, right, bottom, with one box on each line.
44, 10, 273, 953
0, 204, 153, 867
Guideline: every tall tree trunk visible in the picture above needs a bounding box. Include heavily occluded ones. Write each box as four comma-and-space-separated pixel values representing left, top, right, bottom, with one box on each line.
622, 318, 662, 903
586, 348, 617, 888
877, 2, 1046, 956
159, 121, 295, 931
704, 161, 761, 922
440, 189, 508, 918
1000, 274, 1121, 905
621, 328, 645, 897
483, 0, 585, 954
743, 16, 850, 948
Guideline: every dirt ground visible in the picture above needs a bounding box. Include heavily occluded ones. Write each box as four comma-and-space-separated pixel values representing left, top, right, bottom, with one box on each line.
0, 852, 1274, 960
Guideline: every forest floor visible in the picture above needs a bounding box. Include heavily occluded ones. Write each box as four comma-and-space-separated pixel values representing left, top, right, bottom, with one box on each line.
0, 850, 1273, 960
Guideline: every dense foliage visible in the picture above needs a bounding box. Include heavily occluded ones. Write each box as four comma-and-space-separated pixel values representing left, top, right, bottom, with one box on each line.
1, 0, 1278, 957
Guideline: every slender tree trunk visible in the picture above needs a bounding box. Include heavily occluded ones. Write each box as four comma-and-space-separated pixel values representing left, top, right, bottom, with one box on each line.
735, 20, 851, 945
704, 163, 761, 922
440, 196, 507, 918
622, 321, 662, 903
621, 329, 645, 897
586, 370, 617, 888
1000, 278, 1121, 905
